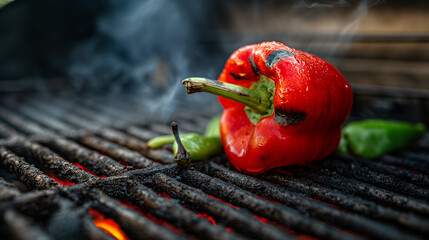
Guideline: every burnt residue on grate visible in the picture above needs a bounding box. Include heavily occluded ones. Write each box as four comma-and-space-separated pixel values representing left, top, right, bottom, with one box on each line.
0, 177, 21, 201
3, 139, 95, 184
1, 190, 91, 240
186, 169, 341, 239
35, 137, 129, 177
0, 147, 57, 189
268, 164, 429, 217
95, 128, 175, 165
94, 177, 245, 240
202, 162, 429, 238
148, 172, 296, 240
317, 154, 429, 200
1, 96, 429, 240
0, 106, 55, 136
0, 122, 20, 139
76, 135, 161, 169
88, 190, 188, 240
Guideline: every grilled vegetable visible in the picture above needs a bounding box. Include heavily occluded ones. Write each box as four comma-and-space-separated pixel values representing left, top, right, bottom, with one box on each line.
148, 116, 223, 166
182, 41, 353, 174
338, 119, 426, 158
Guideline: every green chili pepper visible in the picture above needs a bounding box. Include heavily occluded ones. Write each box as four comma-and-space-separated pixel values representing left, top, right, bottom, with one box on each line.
338, 119, 426, 158
147, 115, 223, 166
204, 115, 221, 138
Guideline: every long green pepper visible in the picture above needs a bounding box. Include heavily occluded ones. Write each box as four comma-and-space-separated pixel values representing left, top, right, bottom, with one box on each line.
147, 115, 223, 166
149, 117, 426, 165
338, 119, 425, 158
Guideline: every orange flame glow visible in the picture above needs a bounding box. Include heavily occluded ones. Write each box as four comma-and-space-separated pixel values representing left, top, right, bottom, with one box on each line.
88, 209, 130, 240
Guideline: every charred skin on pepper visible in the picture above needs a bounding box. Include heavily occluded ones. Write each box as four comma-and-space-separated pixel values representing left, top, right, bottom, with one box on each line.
229, 72, 249, 80
265, 50, 296, 68
274, 108, 307, 125
249, 55, 260, 75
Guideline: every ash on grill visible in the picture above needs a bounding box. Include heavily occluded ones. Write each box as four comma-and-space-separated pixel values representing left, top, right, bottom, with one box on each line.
1, 94, 429, 240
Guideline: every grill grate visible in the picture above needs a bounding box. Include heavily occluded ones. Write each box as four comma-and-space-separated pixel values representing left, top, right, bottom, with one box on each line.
1, 94, 429, 240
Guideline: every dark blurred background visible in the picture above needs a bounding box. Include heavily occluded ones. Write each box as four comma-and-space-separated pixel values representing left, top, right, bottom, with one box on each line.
1, 0, 428, 89
0, 0, 428, 123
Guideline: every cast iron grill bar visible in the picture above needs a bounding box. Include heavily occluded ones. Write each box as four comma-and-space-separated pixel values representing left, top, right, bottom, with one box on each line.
89, 190, 187, 240
7, 189, 99, 240
0, 106, 55, 136
296, 156, 429, 206
0, 190, 60, 239
76, 135, 161, 168
0, 121, 20, 139
1, 94, 429, 239
204, 162, 429, 237
177, 169, 405, 240
79, 97, 144, 125
141, 148, 174, 165
101, 95, 177, 124
125, 126, 159, 141
58, 100, 113, 127
262, 170, 429, 217
332, 154, 429, 188
401, 150, 429, 163
148, 173, 295, 240
4, 140, 95, 184
96, 128, 175, 165
0, 147, 57, 189
28, 100, 101, 131
317, 155, 429, 199
96, 178, 243, 240
49, 96, 142, 129
35, 137, 128, 177
3, 209, 53, 240
6, 103, 74, 133
0, 177, 21, 201
97, 128, 148, 152
149, 123, 177, 135
379, 154, 429, 175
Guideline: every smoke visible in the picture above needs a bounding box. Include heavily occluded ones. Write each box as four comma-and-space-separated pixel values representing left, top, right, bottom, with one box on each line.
65, 0, 382, 121
67, 0, 222, 120
291, 0, 382, 57
302, 0, 380, 8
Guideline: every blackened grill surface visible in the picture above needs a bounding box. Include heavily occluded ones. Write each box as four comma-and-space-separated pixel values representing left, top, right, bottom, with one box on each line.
0, 94, 429, 240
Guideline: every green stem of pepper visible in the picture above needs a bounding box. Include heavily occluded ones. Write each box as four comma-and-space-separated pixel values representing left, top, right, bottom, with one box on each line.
171, 122, 191, 167
182, 77, 271, 114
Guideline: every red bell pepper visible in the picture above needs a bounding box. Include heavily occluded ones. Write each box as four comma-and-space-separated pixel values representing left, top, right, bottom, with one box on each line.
183, 41, 353, 174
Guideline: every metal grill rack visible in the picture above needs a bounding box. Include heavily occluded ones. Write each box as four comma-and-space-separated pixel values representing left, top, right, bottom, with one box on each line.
1, 94, 429, 240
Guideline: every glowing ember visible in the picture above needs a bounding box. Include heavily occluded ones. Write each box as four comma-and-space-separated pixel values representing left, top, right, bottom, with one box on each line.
253, 215, 278, 226
197, 213, 216, 225
88, 209, 130, 240
46, 172, 75, 186
158, 192, 172, 199
73, 163, 106, 178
